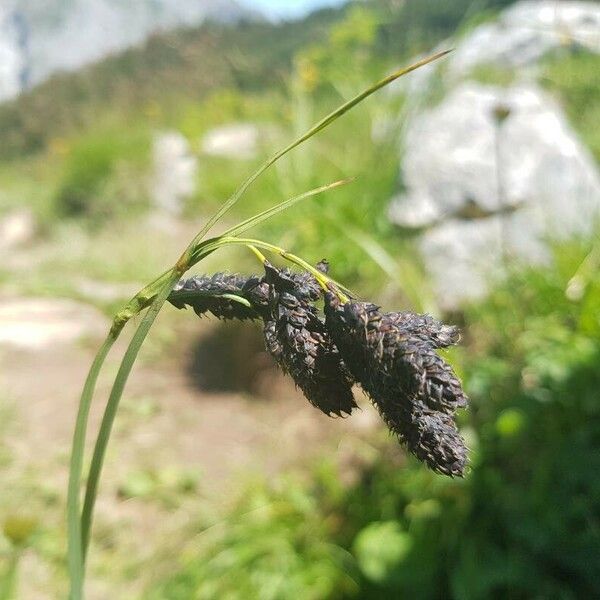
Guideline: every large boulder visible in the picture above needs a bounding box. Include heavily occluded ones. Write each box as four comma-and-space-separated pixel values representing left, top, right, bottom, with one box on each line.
201, 122, 261, 160
449, 1, 600, 78
389, 82, 600, 308
387, 1, 600, 100
151, 131, 198, 215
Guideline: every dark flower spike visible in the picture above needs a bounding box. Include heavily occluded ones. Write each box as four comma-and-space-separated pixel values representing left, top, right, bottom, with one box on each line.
387, 311, 460, 349
262, 261, 357, 417
263, 261, 323, 302
168, 261, 331, 320
397, 336, 468, 414
168, 272, 272, 321
168, 262, 357, 417
410, 412, 467, 477
324, 292, 468, 476
168, 272, 260, 320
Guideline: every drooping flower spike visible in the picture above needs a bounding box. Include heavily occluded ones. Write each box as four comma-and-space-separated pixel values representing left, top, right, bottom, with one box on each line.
169, 261, 357, 417
169, 260, 469, 476
324, 292, 468, 477
169, 273, 262, 320
167, 262, 329, 321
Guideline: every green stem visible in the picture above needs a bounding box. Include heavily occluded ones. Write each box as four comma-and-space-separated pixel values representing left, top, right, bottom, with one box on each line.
220, 237, 350, 302
246, 244, 268, 264
67, 268, 178, 599
67, 333, 117, 600
79, 274, 179, 573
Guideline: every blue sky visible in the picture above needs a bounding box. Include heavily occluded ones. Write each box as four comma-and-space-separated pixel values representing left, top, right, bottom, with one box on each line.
244, 0, 348, 19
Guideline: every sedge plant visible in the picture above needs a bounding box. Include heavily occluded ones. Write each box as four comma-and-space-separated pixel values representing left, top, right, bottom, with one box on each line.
66, 50, 452, 599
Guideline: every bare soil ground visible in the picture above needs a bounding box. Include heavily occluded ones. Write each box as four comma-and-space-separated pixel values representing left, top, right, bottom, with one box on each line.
0, 303, 377, 598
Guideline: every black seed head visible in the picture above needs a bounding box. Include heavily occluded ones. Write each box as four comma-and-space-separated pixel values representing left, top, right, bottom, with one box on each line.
410, 412, 467, 477
387, 311, 460, 348
170, 265, 470, 476
169, 273, 260, 320
262, 262, 357, 417
324, 293, 469, 476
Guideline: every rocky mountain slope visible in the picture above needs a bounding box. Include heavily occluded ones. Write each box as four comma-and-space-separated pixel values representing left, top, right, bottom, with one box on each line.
0, 0, 255, 102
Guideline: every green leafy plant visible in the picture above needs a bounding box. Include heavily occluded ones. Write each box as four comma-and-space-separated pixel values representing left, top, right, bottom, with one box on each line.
66, 51, 452, 598
147, 474, 359, 600
54, 128, 150, 225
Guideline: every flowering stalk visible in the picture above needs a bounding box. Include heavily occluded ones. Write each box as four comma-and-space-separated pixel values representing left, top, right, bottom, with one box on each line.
66, 50, 452, 599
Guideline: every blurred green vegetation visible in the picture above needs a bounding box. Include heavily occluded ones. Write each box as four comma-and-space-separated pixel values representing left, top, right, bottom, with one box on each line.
54, 126, 151, 225
146, 235, 600, 600
2, 0, 596, 301
0, 401, 66, 598
148, 474, 359, 600
543, 50, 600, 162
189, 19, 422, 301
0, 0, 514, 162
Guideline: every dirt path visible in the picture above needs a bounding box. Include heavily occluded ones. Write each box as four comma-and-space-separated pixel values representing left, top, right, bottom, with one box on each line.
0, 303, 376, 598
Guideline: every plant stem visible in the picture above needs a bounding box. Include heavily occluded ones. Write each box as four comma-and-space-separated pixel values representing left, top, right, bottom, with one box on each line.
246, 244, 267, 264
67, 333, 117, 600
78, 274, 179, 577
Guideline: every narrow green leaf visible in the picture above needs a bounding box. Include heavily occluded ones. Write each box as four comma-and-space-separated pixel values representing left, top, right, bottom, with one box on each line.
186, 50, 451, 250
188, 179, 350, 265
67, 334, 117, 600
223, 178, 351, 239
80, 274, 179, 566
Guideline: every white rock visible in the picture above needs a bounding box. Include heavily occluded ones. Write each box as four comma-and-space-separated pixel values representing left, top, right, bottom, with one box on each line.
390, 82, 600, 308
0, 298, 108, 350
419, 211, 552, 310
0, 5, 26, 102
0, 209, 36, 251
201, 123, 260, 159
419, 217, 507, 308
151, 131, 198, 215
449, 1, 600, 77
